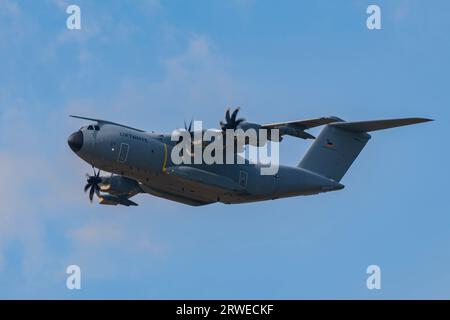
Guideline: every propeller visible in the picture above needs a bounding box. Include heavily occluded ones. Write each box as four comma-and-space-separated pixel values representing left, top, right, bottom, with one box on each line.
84, 167, 102, 203
184, 120, 198, 141
184, 119, 193, 133
182, 118, 203, 156
220, 107, 246, 131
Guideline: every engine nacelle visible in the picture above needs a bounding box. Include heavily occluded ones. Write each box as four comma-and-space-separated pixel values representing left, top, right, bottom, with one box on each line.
98, 194, 138, 206
100, 175, 141, 196
237, 122, 283, 145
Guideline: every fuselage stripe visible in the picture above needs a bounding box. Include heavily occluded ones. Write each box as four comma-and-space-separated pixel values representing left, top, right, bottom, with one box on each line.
162, 143, 168, 173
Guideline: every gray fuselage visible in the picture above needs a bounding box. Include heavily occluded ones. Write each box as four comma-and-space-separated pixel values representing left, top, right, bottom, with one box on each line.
69, 123, 343, 206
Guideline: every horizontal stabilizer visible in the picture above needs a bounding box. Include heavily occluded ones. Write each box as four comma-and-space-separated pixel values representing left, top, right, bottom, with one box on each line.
330, 118, 432, 133
298, 117, 432, 182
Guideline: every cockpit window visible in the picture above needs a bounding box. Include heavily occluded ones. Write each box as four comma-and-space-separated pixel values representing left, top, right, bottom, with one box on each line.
87, 125, 94, 130
94, 125, 100, 131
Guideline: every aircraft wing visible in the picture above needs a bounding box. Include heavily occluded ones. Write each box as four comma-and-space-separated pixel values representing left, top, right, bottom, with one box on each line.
165, 166, 245, 192
261, 116, 344, 139
70, 115, 146, 132
139, 166, 245, 206
330, 117, 432, 132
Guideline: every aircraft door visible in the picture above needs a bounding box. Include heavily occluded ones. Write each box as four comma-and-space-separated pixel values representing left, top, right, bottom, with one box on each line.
239, 170, 248, 189
117, 143, 129, 163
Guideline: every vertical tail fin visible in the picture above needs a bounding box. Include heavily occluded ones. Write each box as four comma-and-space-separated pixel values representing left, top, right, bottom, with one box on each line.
298, 118, 432, 182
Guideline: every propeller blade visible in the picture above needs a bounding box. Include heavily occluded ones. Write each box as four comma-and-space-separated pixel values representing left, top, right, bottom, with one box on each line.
220, 107, 246, 131
231, 107, 240, 122
235, 118, 246, 126
225, 108, 231, 123
94, 184, 101, 198
184, 119, 194, 137
89, 185, 95, 203
85, 167, 103, 203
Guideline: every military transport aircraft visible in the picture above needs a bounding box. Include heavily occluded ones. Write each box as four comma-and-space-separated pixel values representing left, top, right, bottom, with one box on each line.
68, 108, 431, 206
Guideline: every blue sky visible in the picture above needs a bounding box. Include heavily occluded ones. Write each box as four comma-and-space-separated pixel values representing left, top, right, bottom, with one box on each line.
0, 0, 449, 299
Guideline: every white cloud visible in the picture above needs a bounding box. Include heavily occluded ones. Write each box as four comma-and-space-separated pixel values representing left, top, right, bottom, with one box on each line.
63, 216, 169, 281
48, 0, 69, 10
0, 0, 20, 16
139, 0, 161, 15
68, 219, 168, 255
0, 2, 236, 293
0, 101, 174, 287
393, 0, 411, 22
103, 33, 242, 132
68, 221, 124, 247
230, 0, 254, 11
0, 0, 26, 50
0, 152, 49, 275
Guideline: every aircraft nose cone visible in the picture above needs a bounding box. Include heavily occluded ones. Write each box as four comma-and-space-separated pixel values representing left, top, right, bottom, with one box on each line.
68, 130, 83, 153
